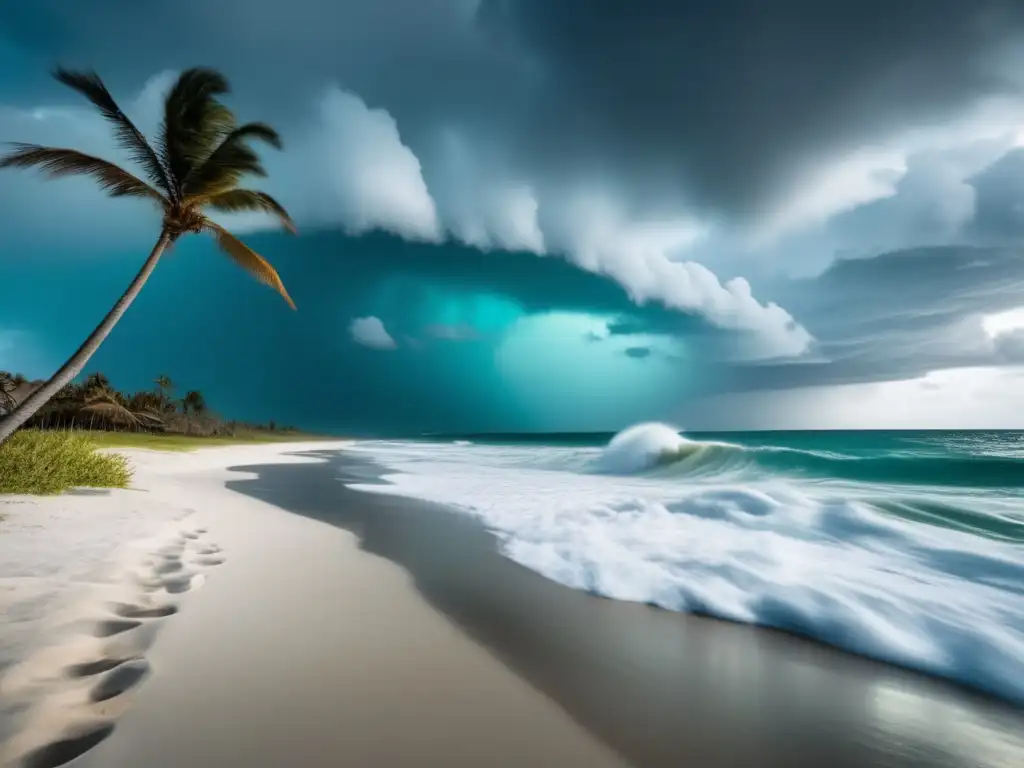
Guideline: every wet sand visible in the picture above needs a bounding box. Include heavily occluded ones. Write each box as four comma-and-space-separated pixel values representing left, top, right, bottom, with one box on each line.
5, 445, 1022, 767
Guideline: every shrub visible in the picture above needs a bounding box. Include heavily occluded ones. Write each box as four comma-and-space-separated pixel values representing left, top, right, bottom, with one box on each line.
0, 430, 132, 495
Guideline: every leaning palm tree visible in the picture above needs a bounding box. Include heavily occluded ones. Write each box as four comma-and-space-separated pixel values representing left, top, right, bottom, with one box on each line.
0, 67, 296, 445
80, 387, 158, 432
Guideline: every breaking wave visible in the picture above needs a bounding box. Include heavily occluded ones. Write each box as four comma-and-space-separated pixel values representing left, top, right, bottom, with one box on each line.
596, 422, 1024, 488
346, 423, 1024, 705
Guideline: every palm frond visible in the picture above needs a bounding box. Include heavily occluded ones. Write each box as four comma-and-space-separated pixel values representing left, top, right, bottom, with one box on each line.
54, 67, 175, 199
81, 400, 141, 425
201, 189, 296, 233
135, 410, 166, 427
0, 143, 169, 201
204, 220, 296, 309
222, 122, 281, 150
182, 123, 280, 197
158, 68, 234, 193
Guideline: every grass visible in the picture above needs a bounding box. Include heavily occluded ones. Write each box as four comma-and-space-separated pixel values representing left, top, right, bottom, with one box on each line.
0, 428, 333, 496
83, 430, 329, 452
0, 430, 133, 495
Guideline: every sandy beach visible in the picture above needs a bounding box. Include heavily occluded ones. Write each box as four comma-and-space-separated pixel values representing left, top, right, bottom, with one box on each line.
1, 443, 625, 768
2, 443, 1023, 768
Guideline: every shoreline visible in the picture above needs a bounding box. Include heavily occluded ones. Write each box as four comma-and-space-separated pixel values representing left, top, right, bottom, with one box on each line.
2, 443, 1022, 767
224, 449, 1024, 768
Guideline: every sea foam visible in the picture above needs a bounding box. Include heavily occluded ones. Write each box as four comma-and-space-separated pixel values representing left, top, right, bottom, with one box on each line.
596, 422, 688, 473
346, 423, 1024, 705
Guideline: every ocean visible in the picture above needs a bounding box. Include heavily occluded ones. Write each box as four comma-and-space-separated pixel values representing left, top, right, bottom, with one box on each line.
345, 424, 1024, 706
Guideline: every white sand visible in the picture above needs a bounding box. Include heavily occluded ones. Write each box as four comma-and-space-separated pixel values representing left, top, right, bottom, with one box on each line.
0, 442, 626, 768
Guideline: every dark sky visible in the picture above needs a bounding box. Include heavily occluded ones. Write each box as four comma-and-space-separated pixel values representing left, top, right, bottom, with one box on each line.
4, 1, 1024, 431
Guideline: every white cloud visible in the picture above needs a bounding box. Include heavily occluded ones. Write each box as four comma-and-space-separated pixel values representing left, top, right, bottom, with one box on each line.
429, 130, 546, 253
982, 309, 1024, 361
538, 190, 813, 359
982, 306, 1024, 338
349, 316, 397, 350
287, 88, 442, 242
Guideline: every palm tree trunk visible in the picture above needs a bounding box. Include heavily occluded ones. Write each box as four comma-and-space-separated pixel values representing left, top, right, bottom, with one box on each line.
0, 231, 171, 445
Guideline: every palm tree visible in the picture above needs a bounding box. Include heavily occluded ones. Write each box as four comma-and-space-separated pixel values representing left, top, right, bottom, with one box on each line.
84, 371, 111, 395
154, 374, 174, 410
0, 67, 296, 445
81, 386, 164, 432
183, 390, 207, 417
154, 374, 173, 395
178, 389, 206, 435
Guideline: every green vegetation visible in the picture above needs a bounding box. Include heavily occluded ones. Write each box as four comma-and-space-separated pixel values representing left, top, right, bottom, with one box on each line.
0, 430, 132, 495
85, 430, 320, 452
0, 368, 307, 442
0, 67, 297, 445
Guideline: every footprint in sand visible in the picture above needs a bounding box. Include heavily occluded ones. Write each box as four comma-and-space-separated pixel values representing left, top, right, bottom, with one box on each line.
92, 619, 143, 638
89, 659, 150, 703
10, 529, 228, 768
110, 602, 178, 620
162, 573, 205, 594
66, 657, 139, 679
153, 558, 184, 575
19, 722, 115, 768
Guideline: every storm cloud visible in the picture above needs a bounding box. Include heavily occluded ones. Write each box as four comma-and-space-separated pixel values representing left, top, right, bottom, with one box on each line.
702, 245, 1024, 396
6, 1, 1024, 428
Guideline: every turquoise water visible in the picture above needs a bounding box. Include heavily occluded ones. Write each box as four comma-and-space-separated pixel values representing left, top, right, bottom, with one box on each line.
453, 429, 1024, 539
348, 426, 1024, 704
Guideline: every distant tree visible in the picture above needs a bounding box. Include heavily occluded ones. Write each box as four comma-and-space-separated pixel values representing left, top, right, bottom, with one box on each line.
128, 390, 167, 429
2, 366, 286, 439
81, 386, 162, 431
154, 374, 174, 407
183, 390, 207, 416
0, 66, 297, 445
84, 372, 111, 394
0, 372, 16, 414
